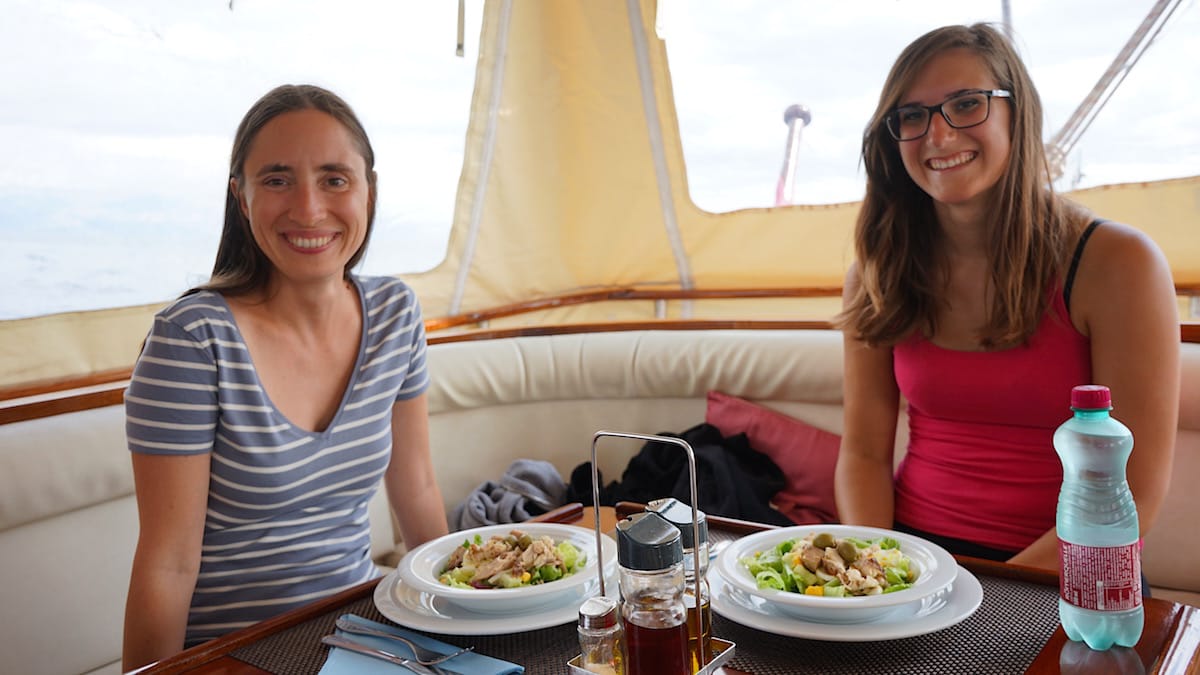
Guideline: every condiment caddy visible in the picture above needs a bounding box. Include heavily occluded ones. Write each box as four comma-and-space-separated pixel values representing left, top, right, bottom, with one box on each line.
567, 430, 736, 675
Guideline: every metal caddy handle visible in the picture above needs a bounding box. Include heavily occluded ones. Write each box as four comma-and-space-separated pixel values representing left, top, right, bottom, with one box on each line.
572, 429, 734, 674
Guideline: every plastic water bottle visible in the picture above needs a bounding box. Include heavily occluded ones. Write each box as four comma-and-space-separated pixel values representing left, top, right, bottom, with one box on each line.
1054, 384, 1144, 650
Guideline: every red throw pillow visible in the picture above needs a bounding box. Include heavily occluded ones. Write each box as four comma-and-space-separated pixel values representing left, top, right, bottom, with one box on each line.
705, 390, 840, 525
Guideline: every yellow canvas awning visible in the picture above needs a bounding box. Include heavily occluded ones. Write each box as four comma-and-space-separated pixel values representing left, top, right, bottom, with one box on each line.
2, 0, 1197, 389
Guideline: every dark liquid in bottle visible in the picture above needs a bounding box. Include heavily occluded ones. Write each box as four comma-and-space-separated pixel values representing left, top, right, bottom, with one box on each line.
685, 598, 713, 671
622, 619, 689, 675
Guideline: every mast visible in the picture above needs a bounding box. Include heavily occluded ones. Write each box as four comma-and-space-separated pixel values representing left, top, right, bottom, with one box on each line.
775, 104, 811, 206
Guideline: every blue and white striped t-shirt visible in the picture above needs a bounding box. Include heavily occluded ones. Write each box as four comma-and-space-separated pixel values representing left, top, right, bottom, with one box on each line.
125, 275, 429, 646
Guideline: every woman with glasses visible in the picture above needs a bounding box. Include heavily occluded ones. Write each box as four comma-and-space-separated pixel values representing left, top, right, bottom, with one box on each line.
834, 23, 1179, 572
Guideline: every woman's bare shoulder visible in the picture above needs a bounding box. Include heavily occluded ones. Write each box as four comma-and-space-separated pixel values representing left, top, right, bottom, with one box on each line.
1070, 219, 1175, 330
1080, 220, 1169, 273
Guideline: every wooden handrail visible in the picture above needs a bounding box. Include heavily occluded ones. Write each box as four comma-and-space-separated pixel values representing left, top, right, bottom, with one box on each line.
427, 318, 834, 344
3, 286, 1199, 425
1183, 322, 1200, 343
423, 286, 845, 332
423, 282, 1200, 332
0, 366, 134, 401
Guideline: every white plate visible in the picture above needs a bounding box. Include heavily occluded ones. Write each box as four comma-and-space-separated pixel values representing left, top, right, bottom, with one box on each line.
711, 564, 983, 641
374, 564, 620, 635
715, 524, 958, 623
397, 523, 617, 615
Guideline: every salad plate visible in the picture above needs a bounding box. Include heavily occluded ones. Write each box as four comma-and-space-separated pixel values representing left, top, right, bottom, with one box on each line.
711, 564, 983, 641
374, 564, 620, 635
715, 524, 957, 623
397, 523, 616, 614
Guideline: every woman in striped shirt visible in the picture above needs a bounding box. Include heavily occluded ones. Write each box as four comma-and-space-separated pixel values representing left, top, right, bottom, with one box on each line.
122, 84, 449, 671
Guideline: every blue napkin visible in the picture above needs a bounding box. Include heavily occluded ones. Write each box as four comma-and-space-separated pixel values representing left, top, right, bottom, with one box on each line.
318, 614, 524, 675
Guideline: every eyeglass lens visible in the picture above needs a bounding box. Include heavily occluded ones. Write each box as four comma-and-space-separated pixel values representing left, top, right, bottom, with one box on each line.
888, 92, 993, 141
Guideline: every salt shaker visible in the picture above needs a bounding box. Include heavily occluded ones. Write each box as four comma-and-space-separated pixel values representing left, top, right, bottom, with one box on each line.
578, 595, 624, 675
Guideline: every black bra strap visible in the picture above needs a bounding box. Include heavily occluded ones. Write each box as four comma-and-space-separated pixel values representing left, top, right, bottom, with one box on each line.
1063, 219, 1104, 313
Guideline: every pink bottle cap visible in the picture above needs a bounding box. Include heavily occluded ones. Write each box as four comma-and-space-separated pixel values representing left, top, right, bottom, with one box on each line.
1071, 384, 1112, 410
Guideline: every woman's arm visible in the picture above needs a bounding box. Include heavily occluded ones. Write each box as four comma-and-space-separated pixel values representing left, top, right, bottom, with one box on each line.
385, 393, 449, 548
122, 452, 210, 672
1070, 223, 1180, 537
1010, 222, 1180, 569
835, 264, 903, 527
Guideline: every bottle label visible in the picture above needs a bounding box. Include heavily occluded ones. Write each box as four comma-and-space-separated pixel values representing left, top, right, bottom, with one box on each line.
1058, 539, 1142, 611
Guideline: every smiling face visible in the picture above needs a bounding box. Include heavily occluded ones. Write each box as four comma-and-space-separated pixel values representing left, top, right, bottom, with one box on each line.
232, 108, 372, 287
896, 48, 1012, 220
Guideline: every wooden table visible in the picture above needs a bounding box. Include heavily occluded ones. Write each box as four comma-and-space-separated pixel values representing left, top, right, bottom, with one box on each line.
136, 503, 1199, 675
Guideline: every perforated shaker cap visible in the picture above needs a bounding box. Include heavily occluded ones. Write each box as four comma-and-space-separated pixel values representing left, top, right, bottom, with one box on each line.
617, 511, 683, 571
578, 595, 619, 629
1071, 384, 1112, 411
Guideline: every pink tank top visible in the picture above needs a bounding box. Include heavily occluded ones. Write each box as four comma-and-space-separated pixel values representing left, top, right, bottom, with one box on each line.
892, 290, 1090, 552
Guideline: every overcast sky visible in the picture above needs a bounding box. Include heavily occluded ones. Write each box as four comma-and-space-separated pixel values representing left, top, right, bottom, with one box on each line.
1, 0, 1197, 318
665, 0, 1200, 210
1, 0, 483, 318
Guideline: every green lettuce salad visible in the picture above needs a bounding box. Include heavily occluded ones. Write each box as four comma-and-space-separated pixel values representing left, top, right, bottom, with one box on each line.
740, 531, 918, 597
439, 529, 585, 589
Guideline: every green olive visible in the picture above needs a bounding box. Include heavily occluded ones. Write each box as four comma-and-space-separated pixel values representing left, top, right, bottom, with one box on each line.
837, 539, 859, 563
812, 532, 836, 549
517, 533, 534, 549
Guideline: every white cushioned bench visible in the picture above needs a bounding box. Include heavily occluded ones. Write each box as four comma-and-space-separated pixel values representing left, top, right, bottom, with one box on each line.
2, 328, 1196, 675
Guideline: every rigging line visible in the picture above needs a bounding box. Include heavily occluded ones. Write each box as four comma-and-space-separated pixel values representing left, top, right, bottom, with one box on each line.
1047, 0, 1183, 178
457, 0, 466, 57
626, 0, 695, 318
1047, 0, 1179, 166
1055, 0, 1180, 154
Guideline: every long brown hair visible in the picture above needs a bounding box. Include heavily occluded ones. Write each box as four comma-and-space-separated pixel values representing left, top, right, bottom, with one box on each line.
191, 84, 378, 297
838, 23, 1086, 349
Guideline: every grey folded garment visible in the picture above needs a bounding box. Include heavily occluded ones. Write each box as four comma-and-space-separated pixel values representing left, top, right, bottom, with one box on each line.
451, 459, 568, 531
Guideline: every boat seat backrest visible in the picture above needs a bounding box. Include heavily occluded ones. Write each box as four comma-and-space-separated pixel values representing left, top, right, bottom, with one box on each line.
1, 329, 1196, 675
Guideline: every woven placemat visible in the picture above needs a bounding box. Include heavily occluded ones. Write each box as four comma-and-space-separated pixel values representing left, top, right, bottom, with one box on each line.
232, 594, 578, 673
232, 573, 1058, 674
718, 575, 1059, 675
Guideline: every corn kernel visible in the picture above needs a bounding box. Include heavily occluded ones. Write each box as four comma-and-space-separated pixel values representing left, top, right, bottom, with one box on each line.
804, 585, 825, 596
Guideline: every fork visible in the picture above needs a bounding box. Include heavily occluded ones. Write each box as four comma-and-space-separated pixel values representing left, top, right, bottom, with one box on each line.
334, 617, 474, 665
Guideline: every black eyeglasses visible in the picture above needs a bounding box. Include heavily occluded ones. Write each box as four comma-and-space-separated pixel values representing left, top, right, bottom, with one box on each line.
885, 89, 1012, 141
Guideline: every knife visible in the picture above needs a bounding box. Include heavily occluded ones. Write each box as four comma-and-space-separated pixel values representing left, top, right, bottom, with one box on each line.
322, 634, 464, 675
